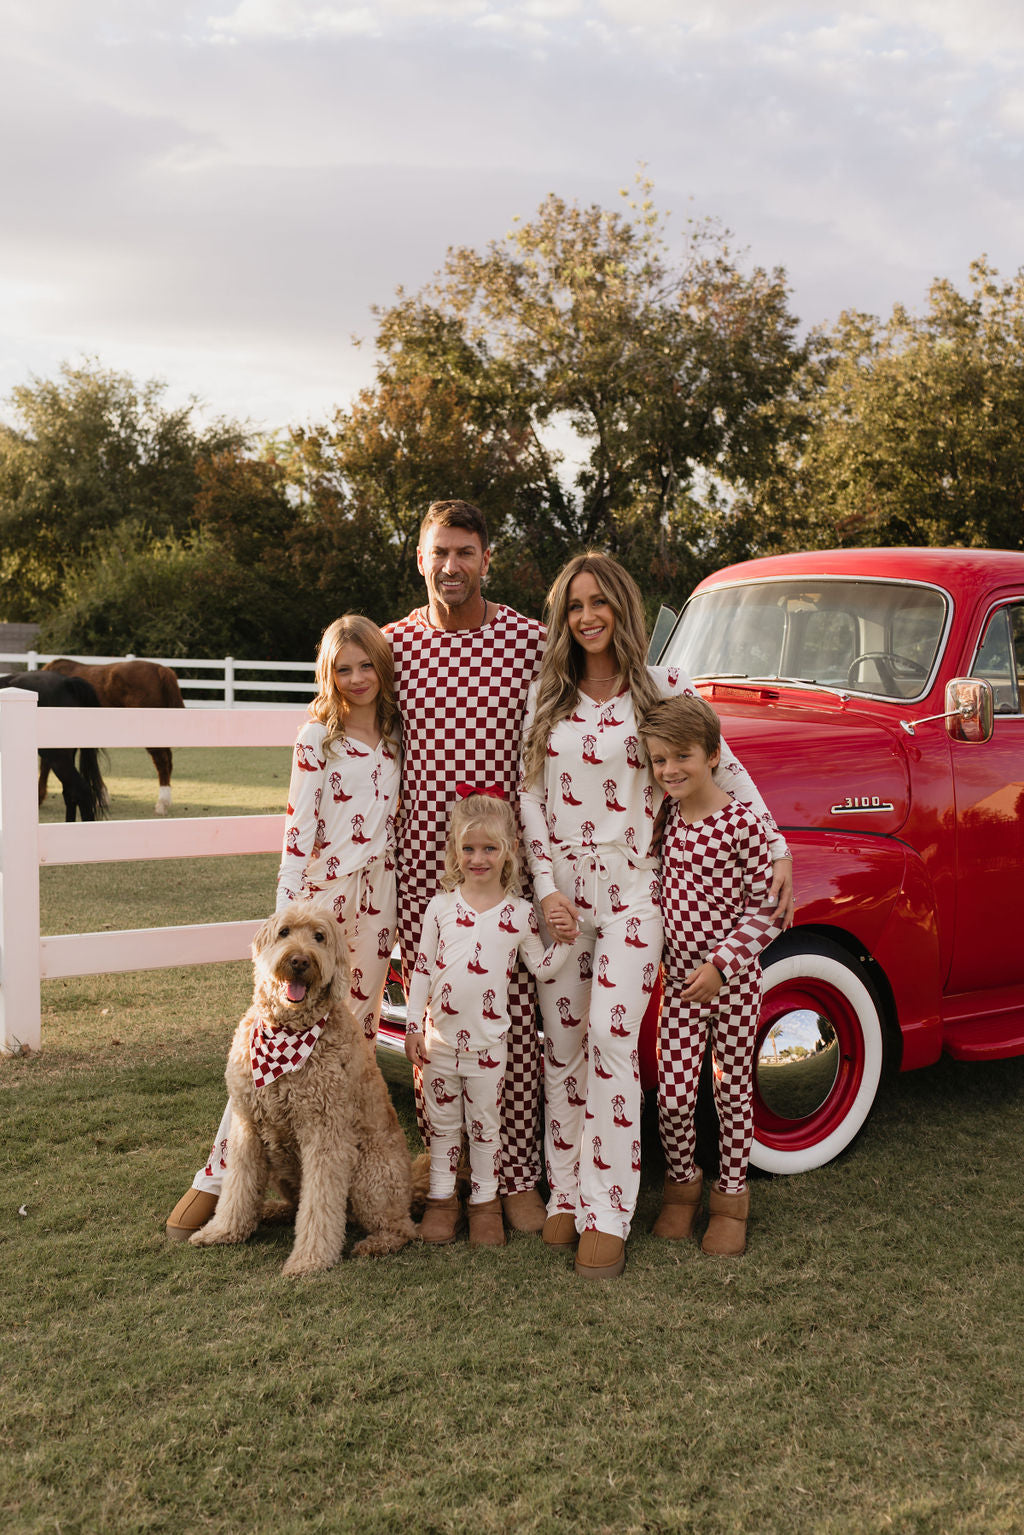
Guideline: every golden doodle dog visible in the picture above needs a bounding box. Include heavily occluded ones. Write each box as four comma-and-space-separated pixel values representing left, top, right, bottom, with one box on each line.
190, 903, 416, 1276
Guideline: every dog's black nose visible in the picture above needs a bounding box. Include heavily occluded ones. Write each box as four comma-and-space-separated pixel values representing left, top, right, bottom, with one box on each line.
290, 956, 310, 976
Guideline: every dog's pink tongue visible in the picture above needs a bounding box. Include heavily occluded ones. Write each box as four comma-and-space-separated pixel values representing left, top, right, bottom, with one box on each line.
286, 981, 307, 1003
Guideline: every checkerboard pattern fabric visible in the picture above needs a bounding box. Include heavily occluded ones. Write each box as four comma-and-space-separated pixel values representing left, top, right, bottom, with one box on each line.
660, 799, 780, 981
658, 798, 782, 1194
658, 968, 763, 1193
386, 604, 546, 1194
249, 1015, 327, 1090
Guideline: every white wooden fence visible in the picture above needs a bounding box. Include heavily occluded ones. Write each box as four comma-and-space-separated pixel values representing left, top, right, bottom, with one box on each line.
0, 687, 309, 1053
0, 650, 316, 706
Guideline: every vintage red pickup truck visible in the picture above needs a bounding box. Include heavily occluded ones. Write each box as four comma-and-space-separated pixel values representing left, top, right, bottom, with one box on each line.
653, 546, 1024, 1172
378, 547, 1024, 1173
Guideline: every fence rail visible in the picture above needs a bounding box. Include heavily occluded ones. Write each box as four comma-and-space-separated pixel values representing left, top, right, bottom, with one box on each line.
0, 650, 316, 706
0, 687, 309, 1053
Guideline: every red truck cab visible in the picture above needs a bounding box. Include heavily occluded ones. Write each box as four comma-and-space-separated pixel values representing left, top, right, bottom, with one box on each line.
655, 547, 1024, 1171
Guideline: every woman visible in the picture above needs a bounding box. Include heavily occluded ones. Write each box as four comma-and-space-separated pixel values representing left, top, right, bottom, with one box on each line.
519, 553, 791, 1280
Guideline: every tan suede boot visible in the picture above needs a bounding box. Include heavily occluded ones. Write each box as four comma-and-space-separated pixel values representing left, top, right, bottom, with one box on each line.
652, 1171, 703, 1240
166, 1188, 218, 1242
574, 1229, 626, 1279
542, 1212, 579, 1249
419, 1194, 465, 1244
468, 1196, 506, 1249
501, 1189, 546, 1232
701, 1184, 749, 1256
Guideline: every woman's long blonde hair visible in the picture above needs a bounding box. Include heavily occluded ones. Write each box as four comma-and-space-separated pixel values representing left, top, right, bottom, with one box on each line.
440, 794, 522, 897
311, 615, 400, 756
521, 553, 662, 788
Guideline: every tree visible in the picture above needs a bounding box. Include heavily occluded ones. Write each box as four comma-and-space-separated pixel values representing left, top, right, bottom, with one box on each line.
391, 179, 809, 601
289, 346, 567, 624
37, 528, 285, 659
747, 260, 1024, 551
0, 360, 247, 621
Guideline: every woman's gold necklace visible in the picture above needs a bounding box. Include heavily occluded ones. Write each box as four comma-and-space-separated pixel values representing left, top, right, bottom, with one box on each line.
582, 669, 621, 699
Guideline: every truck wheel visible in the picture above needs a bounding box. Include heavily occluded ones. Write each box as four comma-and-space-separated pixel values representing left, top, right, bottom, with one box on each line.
749, 938, 884, 1174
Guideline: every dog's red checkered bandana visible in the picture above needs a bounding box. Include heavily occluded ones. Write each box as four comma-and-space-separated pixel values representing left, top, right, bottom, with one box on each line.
250, 1015, 327, 1090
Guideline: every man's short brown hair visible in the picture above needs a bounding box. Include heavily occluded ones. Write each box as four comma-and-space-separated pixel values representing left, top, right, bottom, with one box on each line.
638, 695, 721, 759
418, 499, 489, 549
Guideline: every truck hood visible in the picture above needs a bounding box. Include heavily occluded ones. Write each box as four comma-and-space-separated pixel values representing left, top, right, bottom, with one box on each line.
704, 689, 911, 836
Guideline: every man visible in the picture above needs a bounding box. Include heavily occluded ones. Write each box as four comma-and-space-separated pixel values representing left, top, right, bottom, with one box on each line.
385, 499, 548, 1231
166, 498, 548, 1240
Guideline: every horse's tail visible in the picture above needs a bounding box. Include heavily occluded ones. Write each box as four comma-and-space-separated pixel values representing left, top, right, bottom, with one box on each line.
78, 749, 109, 819
157, 665, 186, 708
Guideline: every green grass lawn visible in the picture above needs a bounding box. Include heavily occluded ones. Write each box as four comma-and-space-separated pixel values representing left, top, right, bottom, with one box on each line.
4, 750, 1024, 1532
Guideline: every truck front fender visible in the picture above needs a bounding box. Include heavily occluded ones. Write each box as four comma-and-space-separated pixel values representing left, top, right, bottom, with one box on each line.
784, 829, 943, 1071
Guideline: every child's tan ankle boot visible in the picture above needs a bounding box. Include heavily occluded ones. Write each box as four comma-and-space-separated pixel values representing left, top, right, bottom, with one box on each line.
419, 1194, 464, 1244
652, 1171, 703, 1240
467, 1196, 506, 1248
701, 1184, 749, 1256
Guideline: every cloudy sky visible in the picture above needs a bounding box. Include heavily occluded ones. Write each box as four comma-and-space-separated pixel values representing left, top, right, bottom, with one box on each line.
2, 0, 1022, 435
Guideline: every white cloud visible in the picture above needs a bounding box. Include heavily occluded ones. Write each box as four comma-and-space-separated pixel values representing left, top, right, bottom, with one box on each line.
1, 0, 1022, 431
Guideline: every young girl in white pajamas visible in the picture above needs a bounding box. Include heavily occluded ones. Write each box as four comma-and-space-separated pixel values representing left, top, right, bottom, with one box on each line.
165, 615, 401, 1239
520, 553, 791, 1280
640, 695, 783, 1256
404, 790, 569, 1249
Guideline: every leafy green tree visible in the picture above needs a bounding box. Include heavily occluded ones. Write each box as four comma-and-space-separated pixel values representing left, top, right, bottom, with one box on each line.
290, 357, 567, 624
0, 360, 246, 621
37, 529, 285, 659
748, 260, 1024, 551
406, 180, 809, 591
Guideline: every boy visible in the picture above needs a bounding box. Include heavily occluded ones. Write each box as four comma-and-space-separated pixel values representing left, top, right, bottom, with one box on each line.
640, 696, 783, 1255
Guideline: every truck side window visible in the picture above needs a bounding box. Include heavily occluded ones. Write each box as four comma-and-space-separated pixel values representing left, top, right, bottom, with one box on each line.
1011, 606, 1024, 709
972, 606, 1021, 715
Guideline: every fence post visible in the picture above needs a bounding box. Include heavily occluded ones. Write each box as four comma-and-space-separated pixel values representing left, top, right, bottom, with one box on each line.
0, 688, 42, 1052
225, 657, 234, 707
27, 650, 40, 672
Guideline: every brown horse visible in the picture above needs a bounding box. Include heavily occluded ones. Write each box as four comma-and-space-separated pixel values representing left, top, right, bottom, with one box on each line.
41, 658, 186, 814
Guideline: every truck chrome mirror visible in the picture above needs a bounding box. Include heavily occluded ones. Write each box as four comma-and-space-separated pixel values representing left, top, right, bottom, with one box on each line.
899, 678, 994, 741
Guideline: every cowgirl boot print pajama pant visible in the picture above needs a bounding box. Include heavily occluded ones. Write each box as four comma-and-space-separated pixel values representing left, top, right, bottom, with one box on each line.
538, 847, 662, 1239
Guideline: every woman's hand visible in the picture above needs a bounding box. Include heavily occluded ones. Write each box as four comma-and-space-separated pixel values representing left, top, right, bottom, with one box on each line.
404, 1029, 429, 1066
541, 891, 580, 943
769, 857, 795, 929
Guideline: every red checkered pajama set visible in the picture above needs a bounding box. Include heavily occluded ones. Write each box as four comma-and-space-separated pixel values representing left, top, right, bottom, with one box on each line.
520, 665, 784, 1240
190, 720, 400, 1194
659, 797, 783, 1195
385, 605, 547, 1196
405, 892, 569, 1203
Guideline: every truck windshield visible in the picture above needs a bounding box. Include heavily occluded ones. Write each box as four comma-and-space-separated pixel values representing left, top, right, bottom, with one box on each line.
662, 578, 949, 700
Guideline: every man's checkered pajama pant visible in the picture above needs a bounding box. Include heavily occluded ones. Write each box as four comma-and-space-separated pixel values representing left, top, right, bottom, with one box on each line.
398, 877, 542, 1197
658, 967, 762, 1196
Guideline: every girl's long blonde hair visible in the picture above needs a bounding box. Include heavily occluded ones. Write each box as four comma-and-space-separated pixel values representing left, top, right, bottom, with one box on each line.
311, 615, 400, 756
440, 794, 522, 897
521, 553, 662, 787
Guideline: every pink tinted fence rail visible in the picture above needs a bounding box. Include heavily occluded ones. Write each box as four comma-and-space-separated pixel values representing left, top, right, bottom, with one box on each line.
0, 687, 307, 1052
